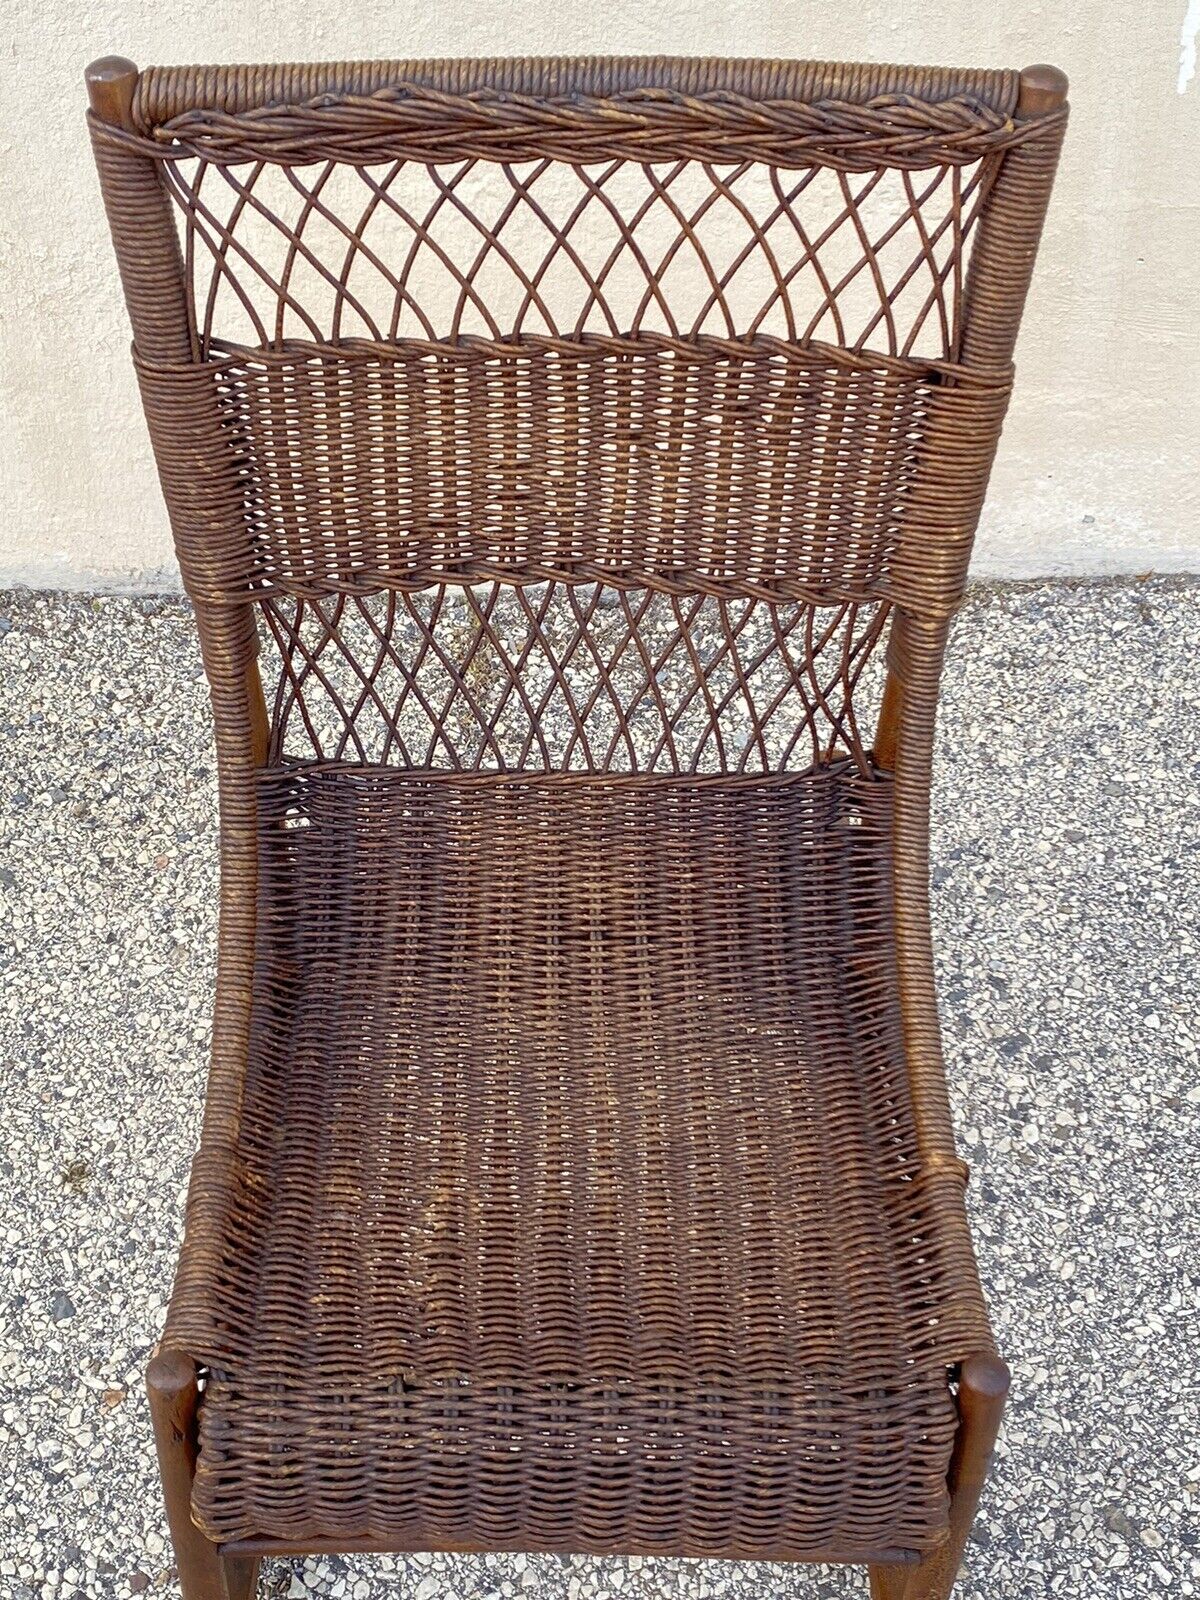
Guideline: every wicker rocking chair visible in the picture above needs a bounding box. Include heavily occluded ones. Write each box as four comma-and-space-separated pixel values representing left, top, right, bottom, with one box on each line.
86, 54, 1066, 1599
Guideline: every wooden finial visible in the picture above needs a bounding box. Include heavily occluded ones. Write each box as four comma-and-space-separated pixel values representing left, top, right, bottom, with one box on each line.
1017, 63, 1069, 115
85, 56, 139, 129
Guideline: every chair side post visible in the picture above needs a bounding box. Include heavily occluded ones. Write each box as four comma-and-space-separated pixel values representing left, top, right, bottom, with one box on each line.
870, 1354, 1011, 1599
147, 1350, 259, 1600
879, 59, 1068, 1163
873, 62, 1064, 1600
84, 49, 267, 1157
87, 53, 267, 1598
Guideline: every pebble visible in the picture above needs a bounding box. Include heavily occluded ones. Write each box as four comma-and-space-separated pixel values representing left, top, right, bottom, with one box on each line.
49, 1292, 76, 1324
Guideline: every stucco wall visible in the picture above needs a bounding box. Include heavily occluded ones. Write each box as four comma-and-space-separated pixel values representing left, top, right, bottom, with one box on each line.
2, 2, 1198, 589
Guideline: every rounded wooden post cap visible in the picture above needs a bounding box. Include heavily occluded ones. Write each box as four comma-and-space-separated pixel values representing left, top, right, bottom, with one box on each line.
146, 1345, 195, 1396
1018, 63, 1069, 113
85, 56, 139, 127
959, 1351, 1012, 1401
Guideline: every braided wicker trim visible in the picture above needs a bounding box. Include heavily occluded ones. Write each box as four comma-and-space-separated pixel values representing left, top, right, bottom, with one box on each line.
132, 57, 1022, 128
200, 329, 1014, 387
94, 84, 1064, 171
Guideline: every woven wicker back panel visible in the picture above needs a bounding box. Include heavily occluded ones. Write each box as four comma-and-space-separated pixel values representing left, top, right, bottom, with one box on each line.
107, 74, 1053, 775
219, 341, 938, 601
159, 118, 1005, 603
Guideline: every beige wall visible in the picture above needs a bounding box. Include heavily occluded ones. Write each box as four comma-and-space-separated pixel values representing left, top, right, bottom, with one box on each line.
2, 1, 1198, 589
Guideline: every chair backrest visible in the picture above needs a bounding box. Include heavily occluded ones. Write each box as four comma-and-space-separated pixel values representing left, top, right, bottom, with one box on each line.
88, 56, 1065, 780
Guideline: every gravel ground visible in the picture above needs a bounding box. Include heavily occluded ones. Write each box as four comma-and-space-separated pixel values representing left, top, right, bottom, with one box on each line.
1, 578, 1197, 1600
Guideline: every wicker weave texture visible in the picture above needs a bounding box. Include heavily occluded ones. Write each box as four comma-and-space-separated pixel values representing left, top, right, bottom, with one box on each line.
161, 340, 1006, 616
86, 53, 1067, 1569
179, 764, 982, 1554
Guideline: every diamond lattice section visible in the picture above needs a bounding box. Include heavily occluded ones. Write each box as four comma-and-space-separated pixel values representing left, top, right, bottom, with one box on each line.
162, 155, 995, 359
260, 584, 887, 775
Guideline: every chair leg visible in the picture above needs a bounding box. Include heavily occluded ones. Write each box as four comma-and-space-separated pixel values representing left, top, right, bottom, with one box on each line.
868, 1354, 1010, 1600
147, 1348, 261, 1600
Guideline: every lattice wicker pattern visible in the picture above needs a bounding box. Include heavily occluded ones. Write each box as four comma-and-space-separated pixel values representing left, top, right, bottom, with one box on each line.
159, 146, 995, 358
260, 585, 886, 773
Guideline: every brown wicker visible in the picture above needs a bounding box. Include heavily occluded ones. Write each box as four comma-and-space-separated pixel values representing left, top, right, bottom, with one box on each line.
85, 53, 1066, 1599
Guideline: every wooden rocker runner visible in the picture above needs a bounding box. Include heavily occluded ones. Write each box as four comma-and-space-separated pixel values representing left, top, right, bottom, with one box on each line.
86, 53, 1066, 1599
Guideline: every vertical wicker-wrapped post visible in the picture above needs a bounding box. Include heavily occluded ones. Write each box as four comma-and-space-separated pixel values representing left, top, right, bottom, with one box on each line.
869, 62, 1067, 1600
86, 54, 262, 1600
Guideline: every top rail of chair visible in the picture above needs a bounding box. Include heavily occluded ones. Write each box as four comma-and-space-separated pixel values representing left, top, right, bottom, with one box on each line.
86, 55, 1070, 138
85, 56, 1067, 177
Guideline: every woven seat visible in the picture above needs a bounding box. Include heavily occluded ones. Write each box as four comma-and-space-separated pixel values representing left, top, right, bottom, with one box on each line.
189, 765, 963, 1555
87, 50, 1066, 1599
